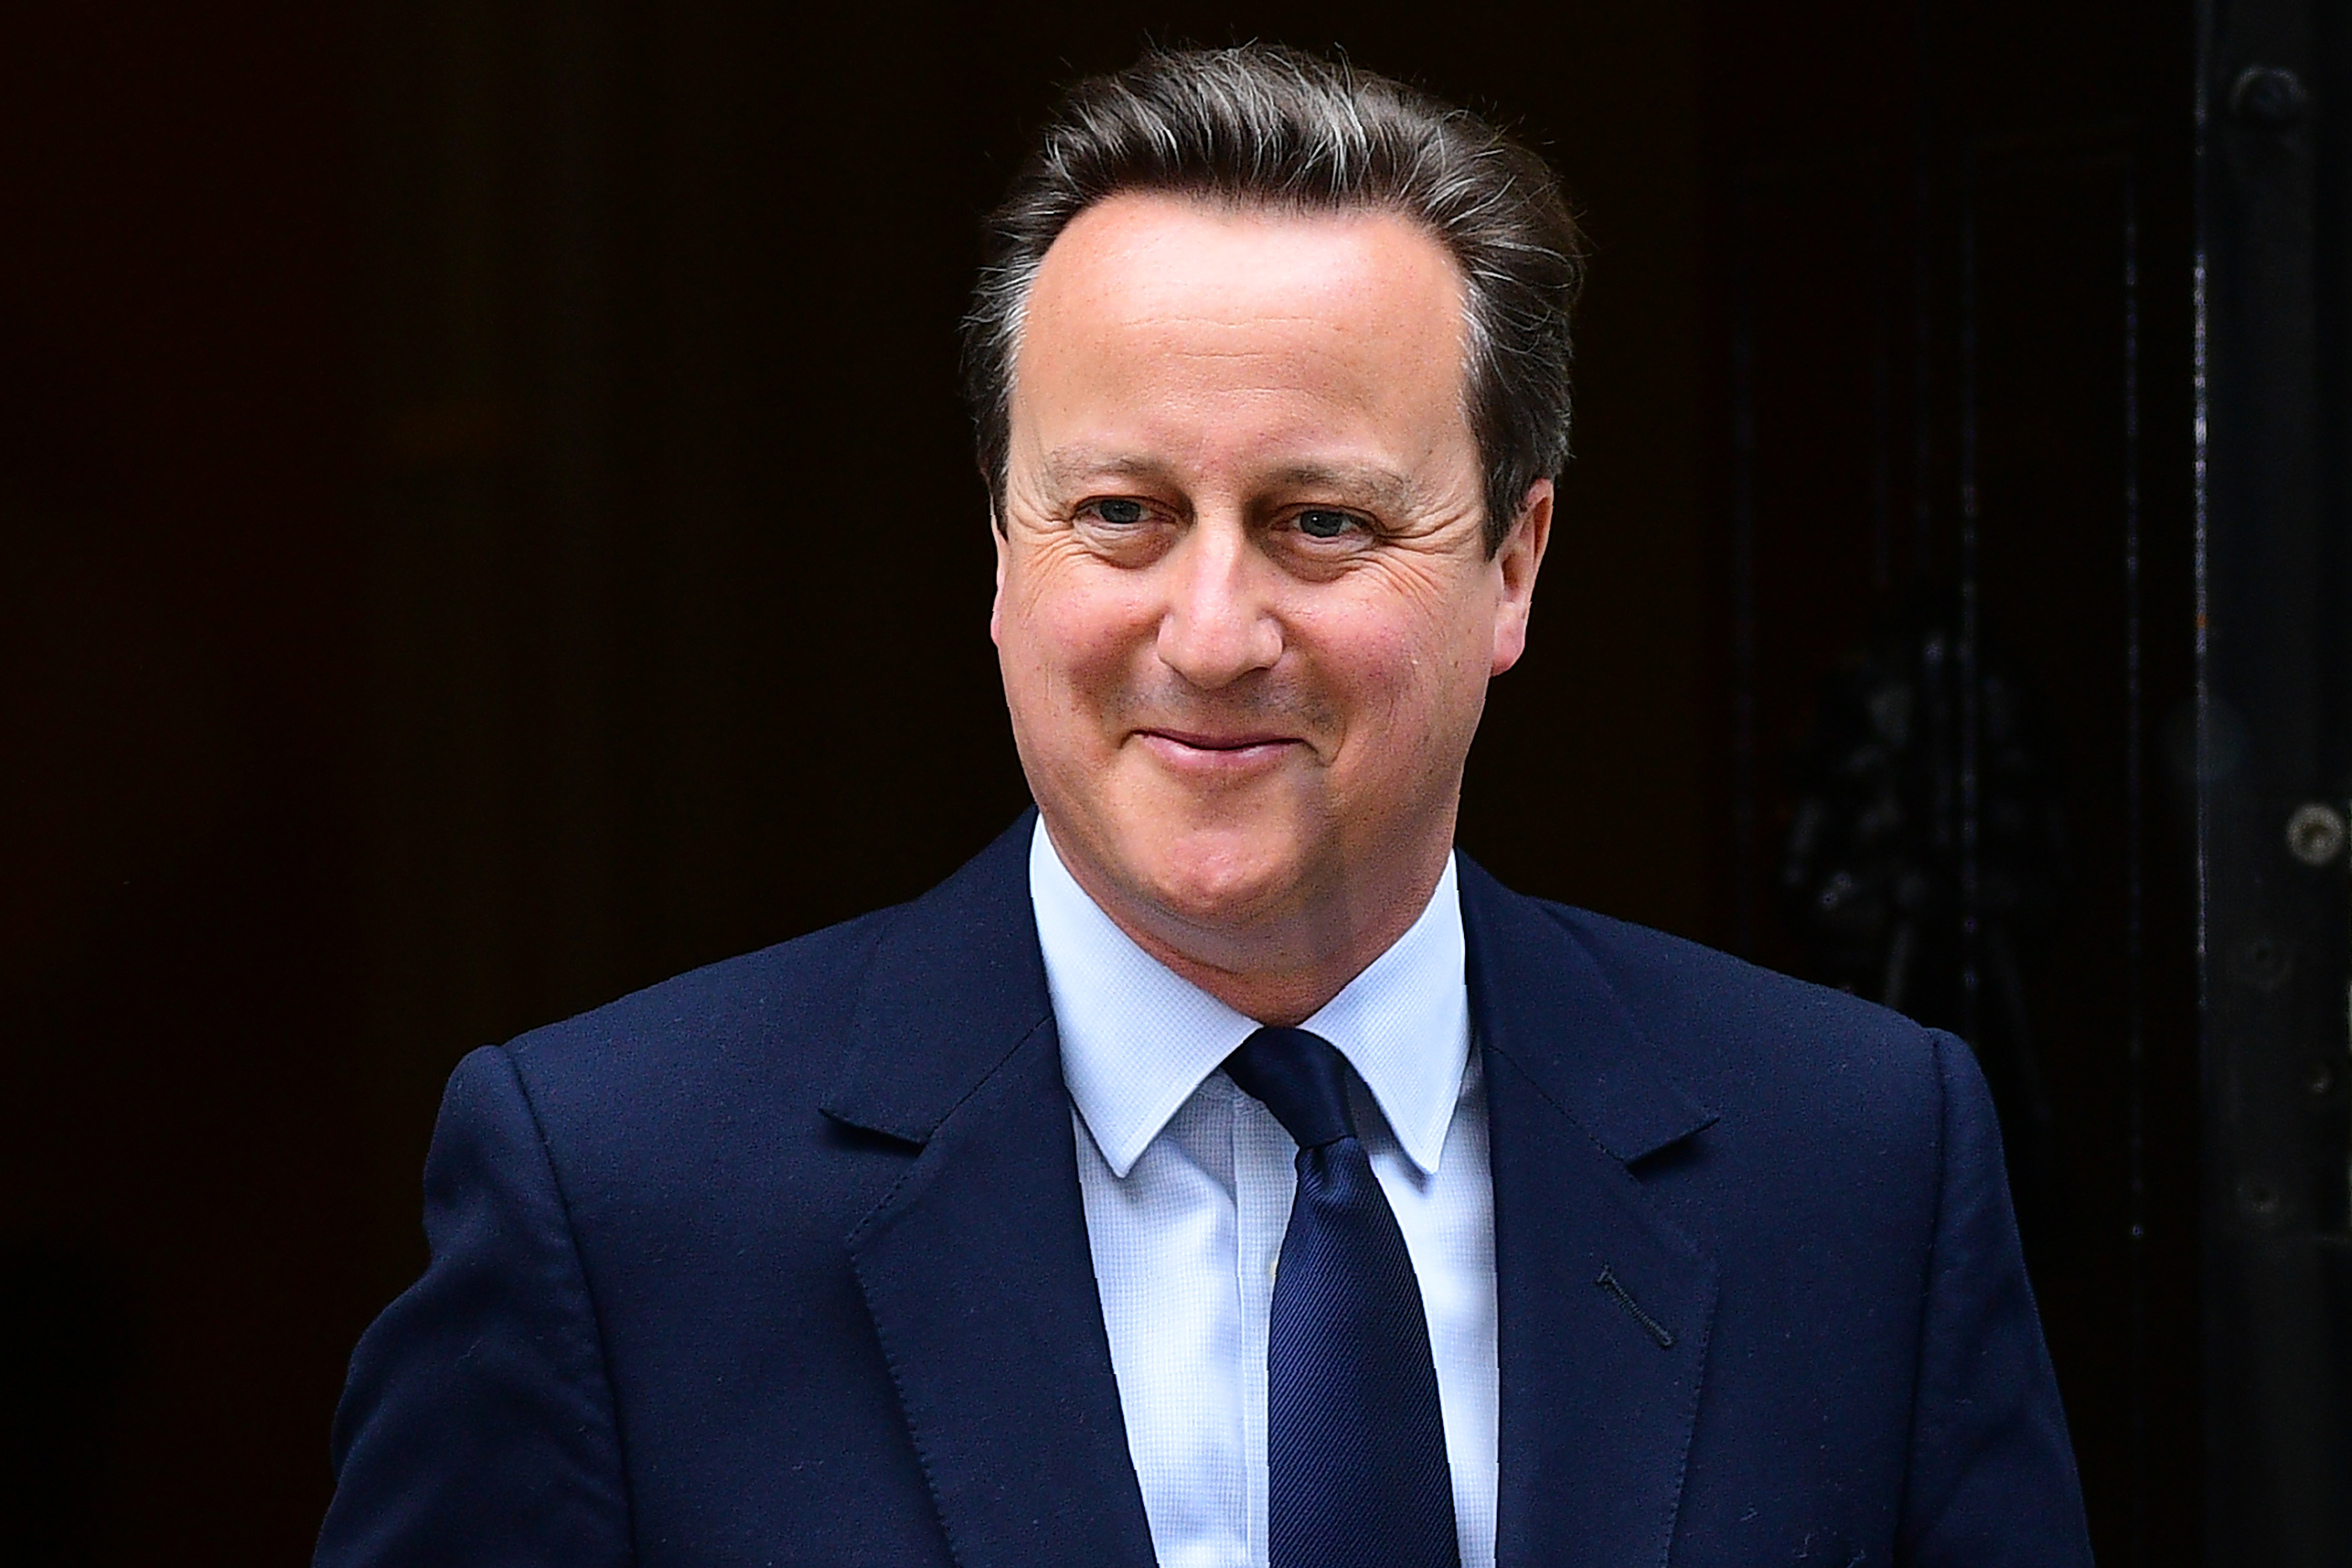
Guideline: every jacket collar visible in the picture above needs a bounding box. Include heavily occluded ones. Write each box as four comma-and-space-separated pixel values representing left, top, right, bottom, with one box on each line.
821, 817, 1721, 1160
820, 810, 1057, 1145
1458, 854, 1719, 1162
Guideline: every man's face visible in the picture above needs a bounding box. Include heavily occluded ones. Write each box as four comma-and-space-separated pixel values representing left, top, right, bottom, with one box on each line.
992, 192, 1549, 974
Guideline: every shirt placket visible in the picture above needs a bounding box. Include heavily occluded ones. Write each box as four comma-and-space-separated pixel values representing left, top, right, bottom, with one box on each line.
1230, 1072, 1295, 1568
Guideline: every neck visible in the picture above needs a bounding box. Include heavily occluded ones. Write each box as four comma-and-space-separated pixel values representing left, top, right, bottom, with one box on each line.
1053, 830, 1454, 1028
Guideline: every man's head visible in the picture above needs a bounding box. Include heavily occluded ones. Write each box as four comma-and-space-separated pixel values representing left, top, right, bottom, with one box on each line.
971, 46, 1583, 1022
967, 45, 1584, 555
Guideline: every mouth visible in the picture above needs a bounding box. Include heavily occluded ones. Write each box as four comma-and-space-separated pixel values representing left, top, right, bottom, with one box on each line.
1133, 727, 1306, 773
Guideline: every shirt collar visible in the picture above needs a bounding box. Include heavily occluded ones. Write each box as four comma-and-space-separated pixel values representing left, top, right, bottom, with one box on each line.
1030, 817, 1470, 1180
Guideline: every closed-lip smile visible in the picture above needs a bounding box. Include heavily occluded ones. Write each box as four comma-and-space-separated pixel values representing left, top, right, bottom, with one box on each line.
1142, 726, 1295, 751
1134, 726, 1305, 772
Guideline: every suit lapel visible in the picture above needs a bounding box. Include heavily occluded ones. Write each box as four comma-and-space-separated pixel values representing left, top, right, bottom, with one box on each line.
822, 815, 1157, 1568
1462, 858, 1720, 1568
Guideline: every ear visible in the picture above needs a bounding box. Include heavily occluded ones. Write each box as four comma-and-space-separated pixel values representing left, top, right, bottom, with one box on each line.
989, 503, 1010, 647
1489, 478, 1553, 677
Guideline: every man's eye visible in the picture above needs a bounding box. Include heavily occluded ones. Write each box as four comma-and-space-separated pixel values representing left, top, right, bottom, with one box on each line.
1295, 509, 1359, 539
1092, 498, 1147, 525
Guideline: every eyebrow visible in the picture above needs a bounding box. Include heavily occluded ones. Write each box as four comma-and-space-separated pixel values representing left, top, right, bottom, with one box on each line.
1036, 450, 1177, 494
1036, 449, 1425, 513
1259, 461, 1422, 513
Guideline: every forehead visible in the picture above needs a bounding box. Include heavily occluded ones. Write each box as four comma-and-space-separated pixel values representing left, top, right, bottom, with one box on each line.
1026, 191, 1466, 334
1009, 193, 1473, 479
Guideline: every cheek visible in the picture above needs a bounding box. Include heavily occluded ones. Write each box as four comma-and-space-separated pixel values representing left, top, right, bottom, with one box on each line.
1000, 556, 1157, 710
1309, 578, 1494, 740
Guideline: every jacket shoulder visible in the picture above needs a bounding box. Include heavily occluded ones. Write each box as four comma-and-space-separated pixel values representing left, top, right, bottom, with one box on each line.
512, 905, 893, 1059
487, 902, 908, 1171
1540, 900, 1921, 1043
1522, 896, 1951, 1141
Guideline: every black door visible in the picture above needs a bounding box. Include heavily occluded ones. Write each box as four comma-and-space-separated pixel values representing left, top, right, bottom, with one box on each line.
2200, 0, 2352, 1560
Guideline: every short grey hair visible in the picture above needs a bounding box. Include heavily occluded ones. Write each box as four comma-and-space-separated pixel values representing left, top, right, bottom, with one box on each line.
962, 44, 1585, 554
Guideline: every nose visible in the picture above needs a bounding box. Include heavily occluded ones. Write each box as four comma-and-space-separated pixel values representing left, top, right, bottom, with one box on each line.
1154, 519, 1282, 690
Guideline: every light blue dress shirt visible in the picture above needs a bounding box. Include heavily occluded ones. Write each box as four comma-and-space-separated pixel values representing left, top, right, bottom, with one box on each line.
1030, 820, 1498, 1568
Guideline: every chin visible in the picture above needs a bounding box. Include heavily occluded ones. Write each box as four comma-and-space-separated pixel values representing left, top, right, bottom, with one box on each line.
1125, 821, 1309, 932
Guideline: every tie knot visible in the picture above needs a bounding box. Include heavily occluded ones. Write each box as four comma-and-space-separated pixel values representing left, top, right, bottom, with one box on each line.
1224, 1026, 1357, 1149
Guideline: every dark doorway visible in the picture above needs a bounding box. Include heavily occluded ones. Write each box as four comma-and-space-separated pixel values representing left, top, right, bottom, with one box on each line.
1709, 3, 2201, 1561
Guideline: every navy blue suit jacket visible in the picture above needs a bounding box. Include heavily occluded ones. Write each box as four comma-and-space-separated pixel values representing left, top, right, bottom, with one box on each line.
318, 815, 2092, 1565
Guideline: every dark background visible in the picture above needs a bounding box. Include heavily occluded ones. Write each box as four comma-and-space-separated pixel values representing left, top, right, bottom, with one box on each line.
1, 0, 2278, 1563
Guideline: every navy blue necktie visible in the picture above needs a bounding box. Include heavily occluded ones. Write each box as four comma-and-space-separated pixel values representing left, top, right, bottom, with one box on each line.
1224, 1026, 1461, 1568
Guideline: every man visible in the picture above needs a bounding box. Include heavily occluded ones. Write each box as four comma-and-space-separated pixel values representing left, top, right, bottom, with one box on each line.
318, 45, 2092, 1568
